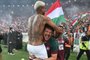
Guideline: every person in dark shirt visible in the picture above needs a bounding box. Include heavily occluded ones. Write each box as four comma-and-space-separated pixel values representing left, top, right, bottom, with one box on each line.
0, 33, 3, 53
15, 30, 23, 50
43, 24, 58, 60
7, 27, 16, 55
3, 32, 8, 45
0, 46, 2, 60
0, 33, 3, 60
57, 25, 65, 60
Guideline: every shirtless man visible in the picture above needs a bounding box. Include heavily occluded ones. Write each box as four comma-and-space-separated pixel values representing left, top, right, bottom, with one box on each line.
27, 1, 61, 59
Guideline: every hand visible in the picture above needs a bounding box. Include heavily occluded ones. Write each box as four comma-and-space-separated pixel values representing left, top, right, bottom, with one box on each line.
33, 58, 42, 60
29, 55, 36, 59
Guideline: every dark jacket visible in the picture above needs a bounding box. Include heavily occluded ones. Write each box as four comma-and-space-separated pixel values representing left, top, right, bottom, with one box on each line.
7, 31, 16, 44
0, 34, 3, 53
0, 46, 2, 53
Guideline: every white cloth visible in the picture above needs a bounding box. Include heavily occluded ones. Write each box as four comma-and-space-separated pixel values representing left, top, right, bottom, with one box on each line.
80, 32, 85, 37
27, 44, 48, 59
59, 44, 64, 50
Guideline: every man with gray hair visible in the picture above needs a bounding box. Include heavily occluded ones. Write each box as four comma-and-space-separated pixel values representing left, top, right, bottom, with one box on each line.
27, 0, 61, 60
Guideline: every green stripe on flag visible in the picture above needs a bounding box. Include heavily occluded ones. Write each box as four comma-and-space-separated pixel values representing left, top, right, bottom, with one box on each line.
52, 15, 66, 25
73, 22, 78, 26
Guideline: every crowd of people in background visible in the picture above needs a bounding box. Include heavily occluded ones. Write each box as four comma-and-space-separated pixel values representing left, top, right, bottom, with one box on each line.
0, 0, 90, 60
26, 0, 90, 60
0, 16, 28, 33
0, 26, 23, 56
41, 20, 90, 60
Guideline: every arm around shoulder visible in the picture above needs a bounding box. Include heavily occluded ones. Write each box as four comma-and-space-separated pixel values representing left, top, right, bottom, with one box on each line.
44, 54, 57, 60
43, 16, 62, 34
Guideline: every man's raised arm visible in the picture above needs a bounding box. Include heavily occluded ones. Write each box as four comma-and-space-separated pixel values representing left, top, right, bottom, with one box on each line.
44, 16, 62, 34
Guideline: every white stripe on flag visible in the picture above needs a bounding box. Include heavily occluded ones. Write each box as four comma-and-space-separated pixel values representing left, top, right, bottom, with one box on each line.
72, 20, 77, 26
47, 7, 64, 19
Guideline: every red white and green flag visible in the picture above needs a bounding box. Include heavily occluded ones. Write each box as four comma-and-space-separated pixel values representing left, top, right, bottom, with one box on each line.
71, 19, 78, 26
71, 14, 80, 26
45, 0, 66, 25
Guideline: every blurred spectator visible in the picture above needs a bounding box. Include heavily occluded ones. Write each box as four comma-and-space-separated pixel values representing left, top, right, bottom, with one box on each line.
77, 30, 90, 60
7, 27, 16, 55
3, 31, 8, 45
15, 29, 23, 50
64, 30, 74, 60
0, 33, 3, 60
57, 25, 65, 60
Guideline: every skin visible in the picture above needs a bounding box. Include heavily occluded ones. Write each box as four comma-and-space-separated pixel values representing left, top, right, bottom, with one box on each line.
30, 27, 57, 60
43, 28, 57, 60
67, 30, 74, 45
28, 6, 61, 45
43, 28, 52, 41
58, 26, 64, 37
87, 30, 90, 36
28, 5, 61, 59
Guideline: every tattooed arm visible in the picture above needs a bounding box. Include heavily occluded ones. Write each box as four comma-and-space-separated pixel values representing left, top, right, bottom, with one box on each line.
43, 16, 62, 34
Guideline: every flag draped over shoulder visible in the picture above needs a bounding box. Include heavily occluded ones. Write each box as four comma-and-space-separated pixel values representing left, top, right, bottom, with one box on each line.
45, 0, 66, 25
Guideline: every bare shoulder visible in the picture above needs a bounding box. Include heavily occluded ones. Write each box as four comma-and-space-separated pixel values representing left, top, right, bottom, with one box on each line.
40, 15, 51, 21
28, 15, 35, 27
28, 15, 35, 20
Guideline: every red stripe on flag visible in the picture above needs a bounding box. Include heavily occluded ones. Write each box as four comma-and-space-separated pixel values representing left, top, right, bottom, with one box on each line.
45, 0, 61, 15
71, 19, 77, 25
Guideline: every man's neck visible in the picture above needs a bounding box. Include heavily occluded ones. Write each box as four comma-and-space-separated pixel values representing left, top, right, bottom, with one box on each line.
37, 12, 44, 15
